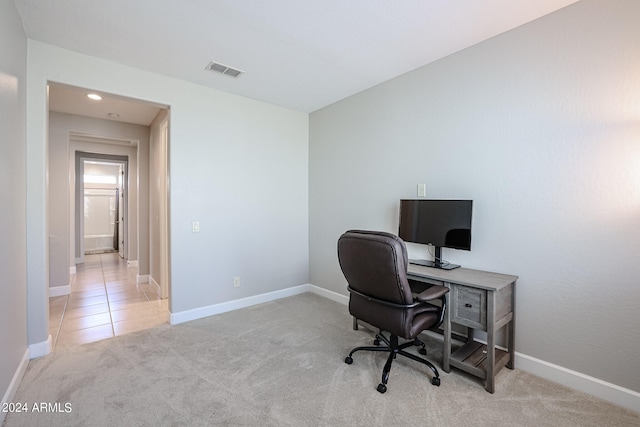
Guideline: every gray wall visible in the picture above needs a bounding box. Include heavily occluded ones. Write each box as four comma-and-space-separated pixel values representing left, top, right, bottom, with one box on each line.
0, 0, 28, 414
26, 40, 309, 347
309, 0, 640, 393
48, 111, 150, 291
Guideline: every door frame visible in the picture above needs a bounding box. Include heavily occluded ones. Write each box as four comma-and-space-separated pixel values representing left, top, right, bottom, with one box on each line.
75, 151, 129, 264
159, 117, 170, 299
117, 164, 125, 258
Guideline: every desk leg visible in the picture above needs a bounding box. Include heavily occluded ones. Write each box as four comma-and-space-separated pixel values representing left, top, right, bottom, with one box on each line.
485, 291, 496, 394
443, 290, 451, 373
467, 327, 475, 342
352, 316, 358, 331
507, 283, 515, 369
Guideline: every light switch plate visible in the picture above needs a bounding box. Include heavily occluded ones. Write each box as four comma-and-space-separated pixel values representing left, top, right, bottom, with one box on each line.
192, 221, 200, 233
417, 184, 426, 197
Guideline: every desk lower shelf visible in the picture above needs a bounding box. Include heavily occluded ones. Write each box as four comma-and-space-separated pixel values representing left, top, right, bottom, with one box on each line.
449, 341, 510, 379
408, 264, 517, 393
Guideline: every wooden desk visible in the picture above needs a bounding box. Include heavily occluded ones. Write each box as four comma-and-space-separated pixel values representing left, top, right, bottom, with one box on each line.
407, 264, 518, 393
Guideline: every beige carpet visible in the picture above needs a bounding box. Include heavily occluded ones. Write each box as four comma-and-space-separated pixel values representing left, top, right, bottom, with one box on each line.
4, 293, 638, 426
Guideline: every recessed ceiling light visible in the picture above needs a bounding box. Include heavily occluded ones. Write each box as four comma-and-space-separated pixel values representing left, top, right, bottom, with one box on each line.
87, 93, 102, 100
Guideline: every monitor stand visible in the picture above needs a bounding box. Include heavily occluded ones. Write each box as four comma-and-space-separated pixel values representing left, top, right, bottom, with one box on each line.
409, 247, 461, 270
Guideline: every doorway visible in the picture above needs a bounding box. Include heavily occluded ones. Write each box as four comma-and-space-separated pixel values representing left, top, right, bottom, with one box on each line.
75, 152, 129, 264
81, 159, 126, 257
47, 82, 171, 351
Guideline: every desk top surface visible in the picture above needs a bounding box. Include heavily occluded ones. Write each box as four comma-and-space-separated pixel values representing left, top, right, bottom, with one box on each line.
407, 264, 518, 291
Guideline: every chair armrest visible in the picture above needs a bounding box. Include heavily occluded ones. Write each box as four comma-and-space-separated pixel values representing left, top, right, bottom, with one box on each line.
414, 285, 449, 302
347, 285, 422, 308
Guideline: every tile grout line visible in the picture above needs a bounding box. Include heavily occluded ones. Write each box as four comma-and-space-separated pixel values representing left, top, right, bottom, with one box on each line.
100, 254, 117, 337
50, 294, 69, 352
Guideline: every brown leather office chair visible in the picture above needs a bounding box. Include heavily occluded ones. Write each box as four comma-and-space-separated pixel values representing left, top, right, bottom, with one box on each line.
337, 230, 449, 393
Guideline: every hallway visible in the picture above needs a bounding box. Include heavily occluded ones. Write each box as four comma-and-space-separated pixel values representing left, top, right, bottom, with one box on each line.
49, 253, 169, 351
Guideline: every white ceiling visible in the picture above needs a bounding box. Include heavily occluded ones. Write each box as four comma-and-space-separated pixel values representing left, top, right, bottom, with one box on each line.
15, 0, 580, 115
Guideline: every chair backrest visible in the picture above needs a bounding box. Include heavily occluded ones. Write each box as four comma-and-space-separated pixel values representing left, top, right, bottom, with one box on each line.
337, 230, 415, 336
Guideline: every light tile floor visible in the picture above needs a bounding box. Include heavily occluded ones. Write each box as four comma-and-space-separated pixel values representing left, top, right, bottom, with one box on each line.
49, 253, 169, 351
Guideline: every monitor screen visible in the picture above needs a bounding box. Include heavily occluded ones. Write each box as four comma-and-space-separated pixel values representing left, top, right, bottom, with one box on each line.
398, 199, 473, 250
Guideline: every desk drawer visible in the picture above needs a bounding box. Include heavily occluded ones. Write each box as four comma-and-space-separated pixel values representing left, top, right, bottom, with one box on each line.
452, 285, 487, 330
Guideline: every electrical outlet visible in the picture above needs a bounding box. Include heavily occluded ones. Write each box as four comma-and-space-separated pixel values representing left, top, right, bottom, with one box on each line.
417, 184, 426, 197
192, 221, 200, 233
233, 277, 241, 288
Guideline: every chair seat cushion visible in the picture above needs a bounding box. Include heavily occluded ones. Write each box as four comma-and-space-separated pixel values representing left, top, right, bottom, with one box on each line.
408, 310, 439, 339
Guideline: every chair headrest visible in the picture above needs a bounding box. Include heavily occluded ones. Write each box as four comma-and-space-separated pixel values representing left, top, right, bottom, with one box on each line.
337, 230, 412, 305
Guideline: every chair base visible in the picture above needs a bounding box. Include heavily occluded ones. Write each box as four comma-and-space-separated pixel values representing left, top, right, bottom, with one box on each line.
345, 332, 441, 393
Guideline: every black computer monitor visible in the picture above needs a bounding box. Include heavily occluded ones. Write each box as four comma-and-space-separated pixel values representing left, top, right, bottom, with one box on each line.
398, 199, 473, 270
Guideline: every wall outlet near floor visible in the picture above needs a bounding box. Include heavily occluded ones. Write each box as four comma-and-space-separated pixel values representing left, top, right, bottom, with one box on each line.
233, 277, 241, 288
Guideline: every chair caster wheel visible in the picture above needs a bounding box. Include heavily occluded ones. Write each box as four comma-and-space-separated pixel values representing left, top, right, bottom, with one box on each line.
419, 348, 427, 355
377, 383, 387, 394
373, 339, 381, 346
344, 356, 353, 365
431, 377, 441, 386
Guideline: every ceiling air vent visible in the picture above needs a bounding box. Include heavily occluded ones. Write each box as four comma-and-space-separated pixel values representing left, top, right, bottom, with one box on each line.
205, 61, 244, 78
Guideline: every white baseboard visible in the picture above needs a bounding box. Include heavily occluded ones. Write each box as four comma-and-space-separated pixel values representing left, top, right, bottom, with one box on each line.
515, 352, 639, 413
170, 284, 313, 325
136, 274, 149, 284
0, 348, 30, 424
49, 285, 71, 297
70, 266, 76, 275
29, 334, 52, 359
149, 275, 161, 294
307, 284, 349, 305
